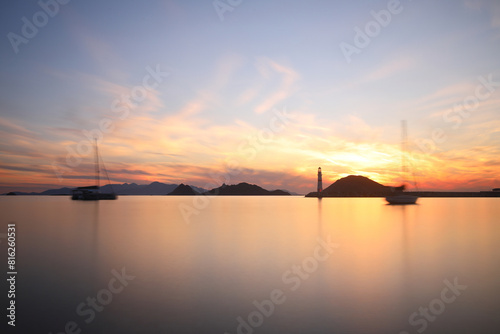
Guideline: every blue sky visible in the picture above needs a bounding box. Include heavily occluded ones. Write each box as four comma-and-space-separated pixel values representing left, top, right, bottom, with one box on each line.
1, 0, 500, 193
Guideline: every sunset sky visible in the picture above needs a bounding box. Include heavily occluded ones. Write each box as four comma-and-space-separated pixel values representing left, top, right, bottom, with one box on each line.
1, 0, 500, 193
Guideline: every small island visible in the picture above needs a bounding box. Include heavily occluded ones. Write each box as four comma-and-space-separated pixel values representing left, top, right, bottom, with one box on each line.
204, 182, 290, 196
167, 183, 198, 195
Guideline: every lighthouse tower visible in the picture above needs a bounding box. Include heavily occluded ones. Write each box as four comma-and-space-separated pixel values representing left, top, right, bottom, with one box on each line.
317, 167, 323, 194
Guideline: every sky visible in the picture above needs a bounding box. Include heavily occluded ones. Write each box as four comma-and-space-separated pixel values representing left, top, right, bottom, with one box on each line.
1, 0, 500, 194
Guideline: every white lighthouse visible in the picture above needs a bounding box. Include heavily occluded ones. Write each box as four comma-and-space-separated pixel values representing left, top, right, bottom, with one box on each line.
317, 167, 323, 194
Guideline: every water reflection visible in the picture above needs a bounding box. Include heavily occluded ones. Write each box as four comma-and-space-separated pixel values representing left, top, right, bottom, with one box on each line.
1, 196, 500, 333
90, 201, 100, 268
317, 197, 323, 236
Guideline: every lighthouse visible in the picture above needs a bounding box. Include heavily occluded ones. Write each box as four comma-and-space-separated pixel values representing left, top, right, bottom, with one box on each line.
317, 167, 323, 194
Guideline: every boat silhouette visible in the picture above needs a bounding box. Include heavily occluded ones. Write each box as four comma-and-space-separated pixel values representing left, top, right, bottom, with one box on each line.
71, 140, 117, 201
386, 121, 418, 205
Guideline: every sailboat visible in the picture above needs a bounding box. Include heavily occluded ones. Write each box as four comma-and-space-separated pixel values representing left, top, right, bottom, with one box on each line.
386, 121, 418, 205
71, 140, 117, 200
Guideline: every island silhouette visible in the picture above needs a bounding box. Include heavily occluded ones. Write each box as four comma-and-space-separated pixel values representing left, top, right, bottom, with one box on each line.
306, 175, 500, 198
306, 175, 393, 197
167, 183, 199, 195
3, 181, 291, 196
203, 182, 290, 196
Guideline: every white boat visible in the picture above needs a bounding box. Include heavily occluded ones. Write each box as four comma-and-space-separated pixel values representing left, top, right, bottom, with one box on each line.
385, 120, 419, 205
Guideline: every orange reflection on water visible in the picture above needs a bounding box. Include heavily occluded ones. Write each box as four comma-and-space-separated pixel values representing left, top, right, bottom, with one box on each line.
1, 196, 499, 333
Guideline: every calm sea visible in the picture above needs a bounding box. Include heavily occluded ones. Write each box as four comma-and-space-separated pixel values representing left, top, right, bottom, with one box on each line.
1, 196, 499, 334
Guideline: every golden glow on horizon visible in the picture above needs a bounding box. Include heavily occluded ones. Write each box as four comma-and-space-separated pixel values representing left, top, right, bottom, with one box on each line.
1, 57, 499, 193
1, 109, 499, 193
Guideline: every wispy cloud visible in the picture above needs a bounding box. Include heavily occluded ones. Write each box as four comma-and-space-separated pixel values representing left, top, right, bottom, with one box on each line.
361, 57, 416, 83
253, 58, 300, 114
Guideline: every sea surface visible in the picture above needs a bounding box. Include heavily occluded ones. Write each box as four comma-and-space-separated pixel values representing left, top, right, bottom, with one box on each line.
1, 196, 500, 334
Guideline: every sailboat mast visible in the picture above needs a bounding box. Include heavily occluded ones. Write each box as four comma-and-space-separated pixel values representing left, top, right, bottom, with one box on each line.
94, 138, 100, 189
401, 120, 408, 186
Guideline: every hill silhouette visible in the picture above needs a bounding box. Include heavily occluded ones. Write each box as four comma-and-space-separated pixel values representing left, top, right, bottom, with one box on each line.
204, 182, 290, 196
2, 181, 294, 196
2, 182, 207, 196
168, 184, 197, 195
306, 175, 393, 197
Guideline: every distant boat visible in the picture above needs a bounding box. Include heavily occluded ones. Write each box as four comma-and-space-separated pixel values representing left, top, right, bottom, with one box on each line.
386, 121, 418, 205
385, 194, 417, 205
72, 140, 117, 201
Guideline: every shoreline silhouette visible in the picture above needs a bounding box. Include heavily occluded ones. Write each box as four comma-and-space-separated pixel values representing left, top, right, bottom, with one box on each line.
3, 175, 499, 197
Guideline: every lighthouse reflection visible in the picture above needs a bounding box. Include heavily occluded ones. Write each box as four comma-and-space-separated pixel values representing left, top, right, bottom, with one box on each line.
317, 167, 323, 197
